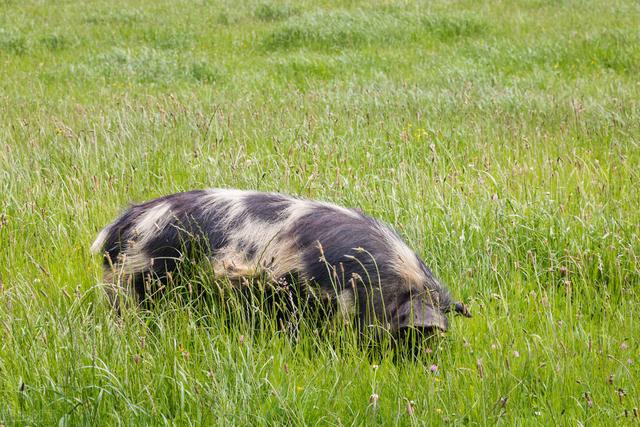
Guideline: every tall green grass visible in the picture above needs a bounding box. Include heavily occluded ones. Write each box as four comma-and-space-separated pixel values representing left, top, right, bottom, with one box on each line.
1, 0, 639, 424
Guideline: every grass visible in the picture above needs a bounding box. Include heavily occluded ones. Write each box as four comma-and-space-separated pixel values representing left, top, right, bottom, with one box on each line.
1, 0, 639, 424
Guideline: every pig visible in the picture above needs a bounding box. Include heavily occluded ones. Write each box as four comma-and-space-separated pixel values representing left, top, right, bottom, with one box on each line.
91, 189, 470, 335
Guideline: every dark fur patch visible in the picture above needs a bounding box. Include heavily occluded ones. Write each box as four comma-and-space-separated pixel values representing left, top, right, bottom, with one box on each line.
235, 239, 259, 260
243, 193, 291, 223
292, 205, 395, 290
247, 245, 258, 259
145, 191, 236, 273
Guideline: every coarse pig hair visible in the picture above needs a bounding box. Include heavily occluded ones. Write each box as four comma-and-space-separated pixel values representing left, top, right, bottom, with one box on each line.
91, 189, 469, 335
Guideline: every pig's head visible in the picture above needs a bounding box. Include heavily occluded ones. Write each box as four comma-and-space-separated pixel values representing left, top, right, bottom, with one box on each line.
394, 263, 471, 337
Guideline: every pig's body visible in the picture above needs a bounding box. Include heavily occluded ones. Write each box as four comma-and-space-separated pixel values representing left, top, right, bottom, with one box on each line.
91, 189, 458, 333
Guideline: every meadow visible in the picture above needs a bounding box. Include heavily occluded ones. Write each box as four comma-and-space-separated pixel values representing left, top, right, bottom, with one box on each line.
1, 0, 639, 424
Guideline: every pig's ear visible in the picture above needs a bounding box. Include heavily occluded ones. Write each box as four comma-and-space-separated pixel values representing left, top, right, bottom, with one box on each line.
397, 299, 448, 332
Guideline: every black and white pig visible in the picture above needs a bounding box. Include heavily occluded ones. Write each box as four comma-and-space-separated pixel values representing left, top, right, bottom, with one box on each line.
91, 189, 469, 335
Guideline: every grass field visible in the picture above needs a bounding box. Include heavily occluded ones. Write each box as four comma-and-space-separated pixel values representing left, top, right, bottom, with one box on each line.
1, 0, 639, 424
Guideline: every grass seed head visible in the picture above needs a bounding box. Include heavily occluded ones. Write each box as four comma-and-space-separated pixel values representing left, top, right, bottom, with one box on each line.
584, 392, 593, 408
406, 400, 415, 416
498, 396, 508, 408
369, 393, 379, 408
476, 359, 484, 379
